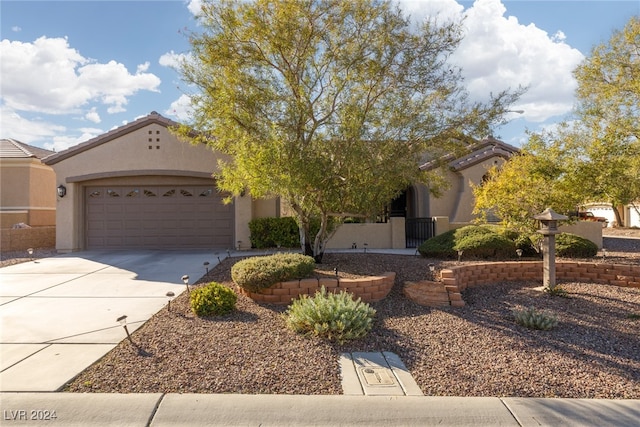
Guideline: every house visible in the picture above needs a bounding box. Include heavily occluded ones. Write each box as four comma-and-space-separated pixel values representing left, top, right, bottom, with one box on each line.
0, 139, 56, 228
43, 112, 519, 252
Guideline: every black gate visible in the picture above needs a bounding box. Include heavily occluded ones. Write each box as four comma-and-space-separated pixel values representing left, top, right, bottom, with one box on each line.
405, 217, 435, 248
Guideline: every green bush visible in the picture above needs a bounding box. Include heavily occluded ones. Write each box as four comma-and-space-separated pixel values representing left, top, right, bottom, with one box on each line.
419, 225, 540, 259
190, 282, 237, 317
248, 217, 323, 249
231, 252, 316, 292
284, 287, 376, 343
513, 306, 558, 330
417, 229, 457, 258
249, 217, 300, 248
453, 226, 516, 259
555, 233, 598, 258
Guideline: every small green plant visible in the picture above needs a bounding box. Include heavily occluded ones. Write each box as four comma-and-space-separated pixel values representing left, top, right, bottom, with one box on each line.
544, 285, 569, 297
555, 233, 598, 258
284, 287, 376, 343
627, 313, 640, 320
232, 253, 316, 292
190, 282, 237, 316
513, 306, 558, 330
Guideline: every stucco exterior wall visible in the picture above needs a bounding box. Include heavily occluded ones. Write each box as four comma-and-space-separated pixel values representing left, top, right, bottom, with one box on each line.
325, 217, 405, 249
49, 123, 233, 252
451, 157, 506, 223
0, 159, 56, 227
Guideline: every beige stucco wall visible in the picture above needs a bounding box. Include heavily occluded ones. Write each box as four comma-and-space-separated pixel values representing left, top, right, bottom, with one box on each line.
0, 159, 56, 227
50, 123, 234, 252
325, 217, 405, 249
427, 169, 460, 218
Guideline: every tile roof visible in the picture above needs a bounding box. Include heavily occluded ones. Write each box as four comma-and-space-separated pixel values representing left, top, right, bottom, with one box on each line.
0, 138, 55, 159
419, 137, 519, 171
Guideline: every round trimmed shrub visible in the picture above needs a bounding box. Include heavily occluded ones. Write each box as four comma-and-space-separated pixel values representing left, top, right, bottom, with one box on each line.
417, 229, 457, 258
190, 282, 237, 317
284, 287, 376, 343
453, 226, 516, 259
231, 252, 316, 293
555, 233, 598, 258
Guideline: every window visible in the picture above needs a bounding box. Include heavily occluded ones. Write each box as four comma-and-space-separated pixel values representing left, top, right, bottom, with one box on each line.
199, 188, 213, 197
180, 189, 193, 197
88, 190, 101, 198
126, 189, 139, 197
144, 189, 157, 197
163, 189, 176, 197
107, 189, 121, 197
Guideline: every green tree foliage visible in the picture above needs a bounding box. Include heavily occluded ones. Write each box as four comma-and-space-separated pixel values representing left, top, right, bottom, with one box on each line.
568, 16, 640, 225
474, 17, 639, 230
178, 0, 521, 261
473, 133, 582, 232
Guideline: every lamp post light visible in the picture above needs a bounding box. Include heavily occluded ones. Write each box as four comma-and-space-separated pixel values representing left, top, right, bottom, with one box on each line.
226, 249, 231, 258
27, 247, 34, 260
166, 291, 175, 312
364, 243, 368, 254
602, 248, 607, 260
204, 261, 210, 274
534, 207, 568, 291
428, 263, 436, 281
457, 250, 464, 263
116, 315, 133, 343
516, 248, 523, 259
181, 275, 190, 293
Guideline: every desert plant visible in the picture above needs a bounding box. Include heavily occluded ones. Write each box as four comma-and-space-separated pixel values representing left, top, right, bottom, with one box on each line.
284, 287, 376, 343
232, 253, 316, 292
555, 233, 598, 258
190, 282, 237, 317
513, 306, 558, 330
544, 284, 569, 297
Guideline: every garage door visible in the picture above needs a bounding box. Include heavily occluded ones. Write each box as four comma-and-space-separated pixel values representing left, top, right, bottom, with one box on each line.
86, 186, 234, 249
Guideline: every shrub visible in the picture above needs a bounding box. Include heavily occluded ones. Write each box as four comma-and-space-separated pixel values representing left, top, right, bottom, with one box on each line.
190, 282, 237, 317
453, 226, 516, 259
555, 233, 598, 258
513, 306, 558, 330
544, 285, 569, 297
417, 229, 457, 258
232, 253, 316, 292
284, 287, 376, 343
249, 217, 300, 248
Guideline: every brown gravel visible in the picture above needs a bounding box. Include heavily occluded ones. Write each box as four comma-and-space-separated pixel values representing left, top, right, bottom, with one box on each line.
62, 238, 640, 398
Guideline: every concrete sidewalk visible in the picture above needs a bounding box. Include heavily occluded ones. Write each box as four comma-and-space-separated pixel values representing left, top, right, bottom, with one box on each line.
1, 393, 638, 426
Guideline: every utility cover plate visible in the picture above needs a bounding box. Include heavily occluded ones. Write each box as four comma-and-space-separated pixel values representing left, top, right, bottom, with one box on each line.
360, 367, 395, 386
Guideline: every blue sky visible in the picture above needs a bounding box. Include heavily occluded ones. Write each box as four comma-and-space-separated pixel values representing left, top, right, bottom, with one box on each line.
1, 0, 638, 151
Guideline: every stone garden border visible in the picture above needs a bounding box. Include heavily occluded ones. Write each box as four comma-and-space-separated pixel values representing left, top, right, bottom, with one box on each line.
238, 272, 396, 305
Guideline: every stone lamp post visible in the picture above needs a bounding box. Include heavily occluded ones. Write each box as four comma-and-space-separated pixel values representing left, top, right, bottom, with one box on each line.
534, 208, 568, 290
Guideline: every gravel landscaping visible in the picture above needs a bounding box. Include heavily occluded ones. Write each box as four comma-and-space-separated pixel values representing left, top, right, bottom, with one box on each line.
60, 235, 640, 398
3, 230, 639, 398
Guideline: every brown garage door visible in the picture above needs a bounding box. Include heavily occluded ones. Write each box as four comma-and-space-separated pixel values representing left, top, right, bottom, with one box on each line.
86, 186, 234, 249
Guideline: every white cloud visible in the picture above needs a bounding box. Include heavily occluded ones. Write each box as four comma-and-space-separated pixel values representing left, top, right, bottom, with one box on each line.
165, 94, 193, 122
11, 26, 21, 32
0, 106, 66, 144
398, 0, 584, 123
0, 36, 161, 115
85, 108, 101, 124
159, 50, 190, 70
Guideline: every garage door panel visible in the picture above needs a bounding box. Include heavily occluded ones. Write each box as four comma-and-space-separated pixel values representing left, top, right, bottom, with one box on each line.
86, 185, 233, 249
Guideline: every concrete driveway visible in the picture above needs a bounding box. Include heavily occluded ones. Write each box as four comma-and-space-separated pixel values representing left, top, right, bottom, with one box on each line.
0, 250, 220, 392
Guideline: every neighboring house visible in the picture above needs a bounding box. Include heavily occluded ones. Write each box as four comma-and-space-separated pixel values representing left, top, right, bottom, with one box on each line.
0, 139, 56, 228
43, 112, 518, 252
582, 203, 640, 228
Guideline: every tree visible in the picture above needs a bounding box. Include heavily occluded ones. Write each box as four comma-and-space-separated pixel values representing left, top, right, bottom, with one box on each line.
178, 0, 521, 261
474, 16, 640, 230
569, 16, 640, 225
473, 131, 583, 233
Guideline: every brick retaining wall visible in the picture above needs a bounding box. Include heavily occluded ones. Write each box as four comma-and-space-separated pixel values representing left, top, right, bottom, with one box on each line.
238, 272, 396, 305
438, 261, 640, 306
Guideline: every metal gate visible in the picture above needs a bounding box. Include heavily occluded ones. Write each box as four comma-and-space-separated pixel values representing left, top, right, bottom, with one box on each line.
405, 217, 435, 248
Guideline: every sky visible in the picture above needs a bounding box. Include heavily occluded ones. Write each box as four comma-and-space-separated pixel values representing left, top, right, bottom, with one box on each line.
1, 0, 638, 152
